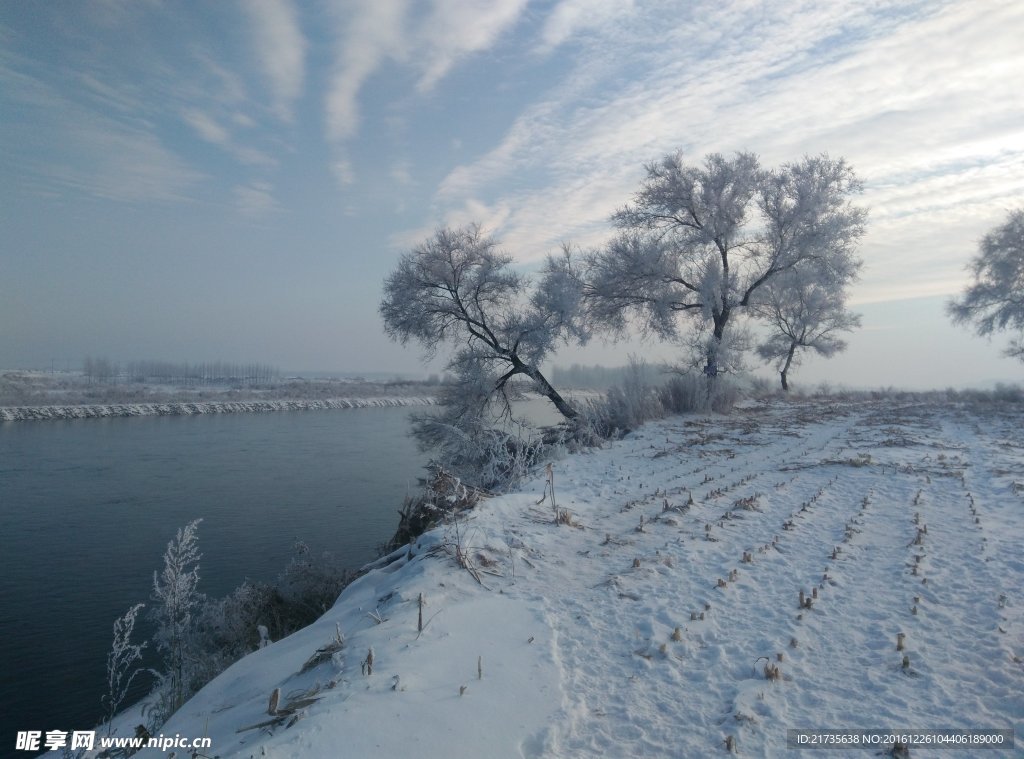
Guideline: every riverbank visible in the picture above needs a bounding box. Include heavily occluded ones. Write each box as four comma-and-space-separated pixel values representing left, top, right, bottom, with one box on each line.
102, 396, 1022, 758
0, 396, 436, 422
0, 369, 444, 421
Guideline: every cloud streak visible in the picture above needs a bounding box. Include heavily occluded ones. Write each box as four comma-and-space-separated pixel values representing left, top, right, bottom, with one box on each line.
428, 0, 1024, 307
323, 0, 528, 154
415, 0, 528, 92
325, 0, 407, 144
243, 0, 306, 122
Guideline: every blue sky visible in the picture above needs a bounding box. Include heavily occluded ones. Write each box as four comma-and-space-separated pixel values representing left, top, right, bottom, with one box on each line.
1, 0, 1022, 388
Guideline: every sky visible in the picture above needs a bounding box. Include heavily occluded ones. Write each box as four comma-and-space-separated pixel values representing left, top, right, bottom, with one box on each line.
1, 0, 1022, 389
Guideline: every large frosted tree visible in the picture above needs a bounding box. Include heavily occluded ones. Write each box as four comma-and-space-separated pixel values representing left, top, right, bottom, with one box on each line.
586, 151, 867, 377
947, 209, 1024, 362
380, 224, 586, 421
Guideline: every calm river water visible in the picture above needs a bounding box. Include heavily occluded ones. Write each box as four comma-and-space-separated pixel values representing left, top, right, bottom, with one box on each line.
0, 406, 434, 747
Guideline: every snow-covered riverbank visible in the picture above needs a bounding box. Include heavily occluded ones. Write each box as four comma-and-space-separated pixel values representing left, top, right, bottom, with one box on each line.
0, 396, 436, 422
65, 397, 1022, 758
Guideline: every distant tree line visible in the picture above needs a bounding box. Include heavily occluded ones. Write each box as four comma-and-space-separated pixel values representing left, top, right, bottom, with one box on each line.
83, 357, 280, 386
551, 362, 665, 390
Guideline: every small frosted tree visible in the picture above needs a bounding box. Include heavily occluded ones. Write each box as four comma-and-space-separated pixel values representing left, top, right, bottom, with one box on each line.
380, 224, 587, 421
947, 209, 1024, 361
754, 267, 862, 391
150, 519, 204, 720
586, 151, 866, 377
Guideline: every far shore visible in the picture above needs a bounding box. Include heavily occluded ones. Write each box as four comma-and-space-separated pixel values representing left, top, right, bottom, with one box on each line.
0, 396, 438, 422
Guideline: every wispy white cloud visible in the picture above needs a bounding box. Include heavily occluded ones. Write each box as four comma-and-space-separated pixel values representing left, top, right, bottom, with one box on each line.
537, 0, 634, 53
243, 0, 306, 122
429, 0, 1024, 308
0, 50, 206, 203
323, 0, 528, 161
325, 0, 407, 143
179, 106, 278, 167
414, 0, 528, 92
40, 119, 207, 204
182, 107, 231, 145
233, 180, 280, 216
390, 161, 414, 186
332, 158, 356, 186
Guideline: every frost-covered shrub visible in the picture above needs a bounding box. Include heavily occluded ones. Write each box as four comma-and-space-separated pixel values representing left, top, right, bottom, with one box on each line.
991, 383, 1023, 403
577, 370, 741, 441
746, 375, 777, 399
134, 523, 357, 730
148, 519, 204, 725
579, 356, 664, 437
277, 541, 354, 619
192, 580, 278, 682
384, 467, 489, 550
102, 603, 148, 737
407, 355, 550, 490
658, 375, 705, 414
194, 543, 355, 677
708, 378, 741, 412
413, 413, 545, 490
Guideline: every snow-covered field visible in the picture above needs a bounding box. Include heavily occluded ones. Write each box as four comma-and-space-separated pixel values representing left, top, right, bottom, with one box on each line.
106, 398, 1022, 758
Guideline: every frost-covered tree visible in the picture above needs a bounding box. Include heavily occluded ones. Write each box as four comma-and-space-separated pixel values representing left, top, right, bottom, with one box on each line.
754, 267, 862, 391
380, 224, 587, 421
947, 209, 1024, 362
150, 519, 204, 720
586, 151, 867, 377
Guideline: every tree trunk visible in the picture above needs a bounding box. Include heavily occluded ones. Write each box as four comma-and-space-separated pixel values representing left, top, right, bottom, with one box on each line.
521, 364, 578, 421
779, 341, 797, 392
704, 310, 729, 379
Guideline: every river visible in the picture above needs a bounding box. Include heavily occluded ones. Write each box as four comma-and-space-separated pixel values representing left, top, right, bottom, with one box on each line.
0, 405, 438, 747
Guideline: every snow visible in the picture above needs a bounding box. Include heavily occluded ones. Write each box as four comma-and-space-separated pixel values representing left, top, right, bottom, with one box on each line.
0, 396, 436, 422
68, 397, 1023, 757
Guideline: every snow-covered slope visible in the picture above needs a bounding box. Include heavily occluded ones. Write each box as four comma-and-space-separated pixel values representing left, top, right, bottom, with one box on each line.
110, 398, 1023, 757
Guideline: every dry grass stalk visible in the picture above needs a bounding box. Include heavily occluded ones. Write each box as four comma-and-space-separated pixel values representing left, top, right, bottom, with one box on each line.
300, 626, 345, 674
